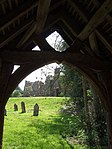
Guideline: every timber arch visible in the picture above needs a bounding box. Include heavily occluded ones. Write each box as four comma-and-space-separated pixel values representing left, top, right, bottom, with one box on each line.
0, 0, 112, 148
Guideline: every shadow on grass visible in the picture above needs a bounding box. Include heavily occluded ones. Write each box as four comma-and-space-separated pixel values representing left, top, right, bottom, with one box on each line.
7, 114, 75, 149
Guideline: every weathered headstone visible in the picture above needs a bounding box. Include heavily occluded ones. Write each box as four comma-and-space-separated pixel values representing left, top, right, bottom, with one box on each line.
33, 103, 39, 116
14, 103, 18, 111
4, 109, 7, 116
21, 101, 26, 113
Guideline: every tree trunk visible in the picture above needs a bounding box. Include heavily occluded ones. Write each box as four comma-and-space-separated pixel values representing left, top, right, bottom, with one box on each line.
0, 106, 5, 149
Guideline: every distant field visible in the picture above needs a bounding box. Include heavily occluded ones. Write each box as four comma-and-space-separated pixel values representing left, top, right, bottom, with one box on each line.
3, 97, 103, 149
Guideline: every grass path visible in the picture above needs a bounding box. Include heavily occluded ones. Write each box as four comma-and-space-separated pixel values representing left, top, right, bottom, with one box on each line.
3, 97, 96, 149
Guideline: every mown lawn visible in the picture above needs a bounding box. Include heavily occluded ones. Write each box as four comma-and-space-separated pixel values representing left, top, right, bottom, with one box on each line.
3, 97, 104, 149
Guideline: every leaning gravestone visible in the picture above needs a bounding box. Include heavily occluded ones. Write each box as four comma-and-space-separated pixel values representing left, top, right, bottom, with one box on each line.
14, 103, 18, 111
21, 101, 26, 113
33, 103, 39, 116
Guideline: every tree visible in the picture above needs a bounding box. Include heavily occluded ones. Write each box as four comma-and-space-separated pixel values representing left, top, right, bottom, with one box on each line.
11, 86, 23, 97
59, 64, 83, 98
11, 90, 22, 97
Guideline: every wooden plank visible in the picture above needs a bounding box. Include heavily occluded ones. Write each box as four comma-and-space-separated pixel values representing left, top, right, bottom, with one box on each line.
50, 0, 64, 12
16, 22, 37, 48
66, 0, 88, 23
1, 3, 6, 14
0, 0, 6, 5
8, 0, 12, 10
35, 0, 51, 33
78, 0, 112, 41
0, 19, 33, 48
61, 17, 78, 37
17, 0, 51, 48
33, 34, 55, 51
89, 32, 100, 56
0, 0, 38, 31
95, 30, 112, 54
1, 51, 112, 71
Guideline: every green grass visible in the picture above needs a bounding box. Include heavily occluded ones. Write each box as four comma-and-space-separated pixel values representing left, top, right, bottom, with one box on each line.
3, 97, 106, 149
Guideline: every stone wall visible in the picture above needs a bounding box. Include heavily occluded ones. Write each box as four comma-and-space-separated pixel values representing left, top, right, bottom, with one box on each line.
23, 68, 61, 97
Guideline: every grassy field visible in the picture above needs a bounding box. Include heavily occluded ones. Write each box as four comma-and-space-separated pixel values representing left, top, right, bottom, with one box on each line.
3, 97, 104, 149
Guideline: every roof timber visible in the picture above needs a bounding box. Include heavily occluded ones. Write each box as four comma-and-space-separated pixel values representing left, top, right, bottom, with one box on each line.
0, 19, 33, 48
95, 30, 112, 54
0, 0, 6, 4
33, 34, 55, 51
1, 3, 6, 14
78, 0, 112, 41
8, 0, 12, 10
66, 0, 88, 23
1, 51, 112, 71
17, 0, 51, 48
89, 32, 100, 56
0, 0, 38, 32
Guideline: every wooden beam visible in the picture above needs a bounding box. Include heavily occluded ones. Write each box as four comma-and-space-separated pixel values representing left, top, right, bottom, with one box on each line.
0, 0, 6, 4
33, 34, 55, 51
1, 51, 60, 64
89, 32, 100, 56
57, 21, 75, 44
50, 0, 64, 12
61, 18, 78, 37
78, 0, 112, 41
0, 19, 33, 48
0, 0, 38, 32
1, 3, 6, 15
60, 6, 83, 36
35, 0, 51, 33
1, 51, 112, 71
5, 64, 38, 102
66, 0, 88, 23
8, 0, 12, 10
17, 0, 51, 48
95, 30, 112, 54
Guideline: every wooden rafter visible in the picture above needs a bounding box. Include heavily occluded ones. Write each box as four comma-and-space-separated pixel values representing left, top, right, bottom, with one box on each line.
1, 51, 112, 71
35, 0, 51, 33
0, 0, 6, 4
17, 0, 51, 48
58, 21, 76, 42
66, 0, 88, 23
1, 3, 6, 14
33, 34, 55, 51
0, 19, 33, 48
89, 32, 100, 56
78, 0, 112, 41
50, 0, 64, 12
0, 0, 38, 32
61, 17, 78, 37
95, 30, 112, 54
61, 6, 83, 36
8, 0, 12, 10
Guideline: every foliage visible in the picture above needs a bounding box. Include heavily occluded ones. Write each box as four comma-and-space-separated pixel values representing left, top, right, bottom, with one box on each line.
59, 64, 108, 147
11, 86, 23, 97
59, 64, 83, 98
11, 90, 22, 97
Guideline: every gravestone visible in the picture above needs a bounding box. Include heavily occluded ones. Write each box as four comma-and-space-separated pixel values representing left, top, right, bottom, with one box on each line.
14, 103, 18, 111
4, 109, 7, 116
33, 103, 39, 116
21, 101, 26, 113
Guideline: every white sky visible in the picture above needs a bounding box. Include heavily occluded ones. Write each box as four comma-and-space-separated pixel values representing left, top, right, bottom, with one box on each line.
13, 31, 62, 90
